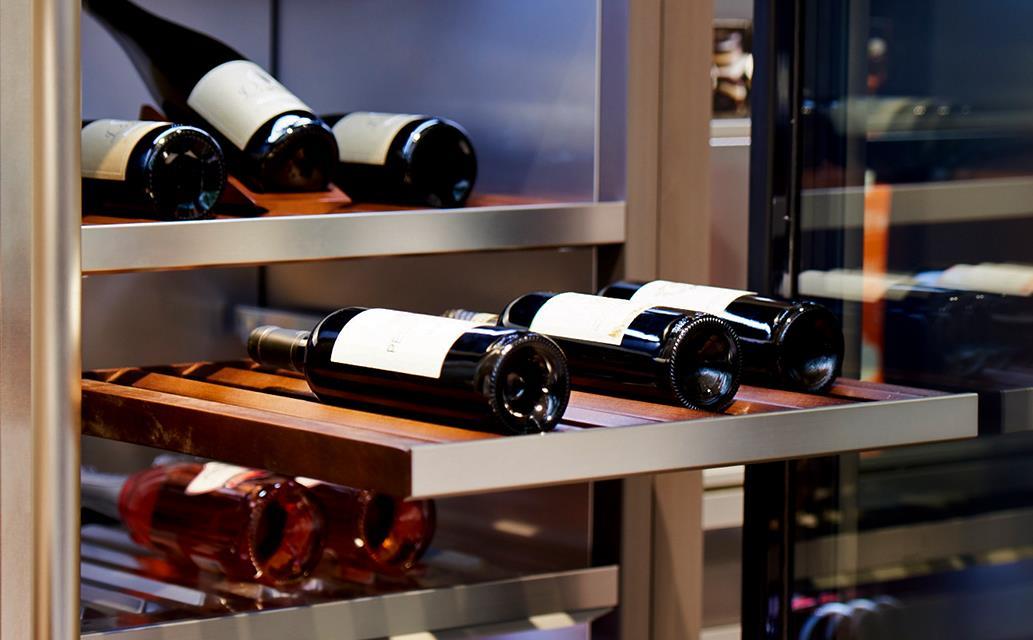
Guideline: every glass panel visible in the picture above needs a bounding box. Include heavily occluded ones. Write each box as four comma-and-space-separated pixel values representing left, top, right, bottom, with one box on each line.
774, 1, 1033, 638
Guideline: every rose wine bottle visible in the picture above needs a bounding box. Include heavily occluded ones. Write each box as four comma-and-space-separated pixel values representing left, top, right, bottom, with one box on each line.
599, 280, 844, 393
81, 462, 325, 586
500, 292, 742, 411
81, 119, 225, 220
83, 0, 338, 192
322, 112, 476, 208
297, 478, 435, 576
247, 308, 570, 434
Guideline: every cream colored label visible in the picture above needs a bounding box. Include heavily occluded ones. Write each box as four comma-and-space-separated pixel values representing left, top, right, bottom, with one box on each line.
294, 476, 322, 488
332, 112, 424, 165
628, 280, 754, 314
798, 269, 914, 302
936, 263, 1033, 296
330, 309, 478, 379
81, 119, 167, 181
187, 60, 310, 150
529, 293, 642, 346
185, 462, 255, 495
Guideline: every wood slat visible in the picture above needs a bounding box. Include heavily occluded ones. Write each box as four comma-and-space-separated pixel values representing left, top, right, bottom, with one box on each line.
733, 386, 853, 410
82, 379, 415, 495
829, 378, 944, 402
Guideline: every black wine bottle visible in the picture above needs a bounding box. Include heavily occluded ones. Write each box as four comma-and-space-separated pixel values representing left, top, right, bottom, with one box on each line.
81, 119, 225, 220
500, 292, 742, 411
600, 280, 844, 393
247, 308, 570, 434
83, 0, 338, 193
321, 113, 477, 208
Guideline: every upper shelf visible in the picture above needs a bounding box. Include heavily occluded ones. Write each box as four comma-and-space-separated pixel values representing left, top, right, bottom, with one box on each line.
81, 196, 626, 274
82, 362, 977, 499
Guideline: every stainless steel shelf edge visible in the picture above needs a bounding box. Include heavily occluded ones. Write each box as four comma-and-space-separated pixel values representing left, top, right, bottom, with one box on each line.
81, 566, 617, 640
408, 394, 977, 498
82, 201, 626, 274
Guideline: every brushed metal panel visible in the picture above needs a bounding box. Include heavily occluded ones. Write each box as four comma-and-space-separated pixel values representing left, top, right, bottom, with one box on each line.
277, 0, 598, 200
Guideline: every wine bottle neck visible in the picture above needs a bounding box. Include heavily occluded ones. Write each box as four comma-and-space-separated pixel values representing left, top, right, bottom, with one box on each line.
247, 326, 310, 372
80, 468, 128, 520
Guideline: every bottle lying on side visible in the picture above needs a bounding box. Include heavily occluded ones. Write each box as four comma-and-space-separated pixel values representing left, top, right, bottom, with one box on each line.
323, 112, 477, 208
81, 119, 226, 220
297, 478, 435, 576
495, 292, 743, 412
599, 280, 844, 393
81, 462, 325, 587
84, 0, 338, 192
247, 308, 570, 434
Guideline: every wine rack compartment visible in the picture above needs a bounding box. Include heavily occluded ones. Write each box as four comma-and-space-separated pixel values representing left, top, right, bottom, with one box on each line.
82, 362, 977, 499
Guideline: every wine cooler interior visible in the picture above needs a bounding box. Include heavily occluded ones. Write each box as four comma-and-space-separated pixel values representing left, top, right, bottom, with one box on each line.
747, 0, 1033, 637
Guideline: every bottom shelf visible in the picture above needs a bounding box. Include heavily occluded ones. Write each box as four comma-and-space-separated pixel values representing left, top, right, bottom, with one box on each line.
80, 525, 616, 639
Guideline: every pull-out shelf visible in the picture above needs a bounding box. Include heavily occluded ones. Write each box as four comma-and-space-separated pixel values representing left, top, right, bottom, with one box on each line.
79, 525, 616, 640
82, 362, 977, 499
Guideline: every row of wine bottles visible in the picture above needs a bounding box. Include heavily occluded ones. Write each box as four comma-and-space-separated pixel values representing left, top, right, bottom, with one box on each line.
247, 280, 845, 434
798, 267, 1033, 388
81, 0, 477, 220
81, 460, 436, 587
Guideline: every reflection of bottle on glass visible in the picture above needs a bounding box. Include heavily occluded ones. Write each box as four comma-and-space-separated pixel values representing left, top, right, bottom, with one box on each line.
299, 478, 436, 577
712, 22, 753, 117
81, 462, 325, 586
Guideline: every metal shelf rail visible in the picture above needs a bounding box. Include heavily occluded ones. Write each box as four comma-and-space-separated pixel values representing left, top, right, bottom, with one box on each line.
81, 201, 626, 274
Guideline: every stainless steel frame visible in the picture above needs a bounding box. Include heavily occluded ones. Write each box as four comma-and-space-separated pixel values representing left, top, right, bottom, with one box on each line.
408, 394, 977, 498
82, 202, 626, 274
81, 566, 618, 640
1, 0, 81, 638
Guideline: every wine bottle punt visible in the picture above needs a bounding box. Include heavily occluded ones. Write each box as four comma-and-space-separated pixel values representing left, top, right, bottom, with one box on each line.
322, 112, 477, 208
298, 478, 435, 576
81, 119, 225, 220
500, 292, 742, 411
80, 462, 325, 586
83, 0, 338, 193
247, 308, 570, 434
600, 280, 844, 393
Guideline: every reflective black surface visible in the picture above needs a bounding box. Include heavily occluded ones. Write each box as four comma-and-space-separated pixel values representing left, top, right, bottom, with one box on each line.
501, 292, 741, 411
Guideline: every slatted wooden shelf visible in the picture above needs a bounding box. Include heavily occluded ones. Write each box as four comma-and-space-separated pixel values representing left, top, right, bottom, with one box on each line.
82, 362, 977, 498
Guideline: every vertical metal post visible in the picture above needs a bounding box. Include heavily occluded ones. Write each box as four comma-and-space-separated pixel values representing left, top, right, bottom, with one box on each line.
1, 0, 82, 635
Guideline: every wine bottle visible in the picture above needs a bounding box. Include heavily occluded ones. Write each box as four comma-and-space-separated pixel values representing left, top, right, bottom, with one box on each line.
599, 280, 844, 393
247, 308, 570, 434
322, 112, 477, 208
297, 478, 435, 576
81, 462, 325, 586
500, 292, 742, 411
83, 0, 338, 193
81, 119, 225, 220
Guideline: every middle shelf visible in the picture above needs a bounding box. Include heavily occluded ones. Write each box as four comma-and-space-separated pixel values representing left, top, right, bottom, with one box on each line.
82, 362, 978, 499
81, 198, 626, 274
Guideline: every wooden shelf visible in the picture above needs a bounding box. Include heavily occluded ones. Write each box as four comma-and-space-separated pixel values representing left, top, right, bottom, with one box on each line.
82, 362, 977, 499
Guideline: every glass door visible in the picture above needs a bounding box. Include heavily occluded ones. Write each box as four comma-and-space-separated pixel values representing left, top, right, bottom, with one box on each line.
747, 1, 1033, 638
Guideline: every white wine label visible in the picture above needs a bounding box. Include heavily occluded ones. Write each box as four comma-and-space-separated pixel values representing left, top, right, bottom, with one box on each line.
628, 280, 755, 314
185, 462, 257, 495
936, 264, 1033, 296
187, 60, 311, 150
529, 293, 643, 346
294, 476, 322, 488
799, 269, 914, 302
332, 112, 424, 165
81, 119, 168, 181
330, 309, 478, 379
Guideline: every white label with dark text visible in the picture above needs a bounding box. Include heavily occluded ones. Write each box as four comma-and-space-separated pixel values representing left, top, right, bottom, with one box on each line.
529, 293, 642, 346
331, 112, 424, 165
81, 119, 168, 181
330, 309, 478, 379
185, 462, 255, 495
187, 60, 311, 150
628, 280, 755, 314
